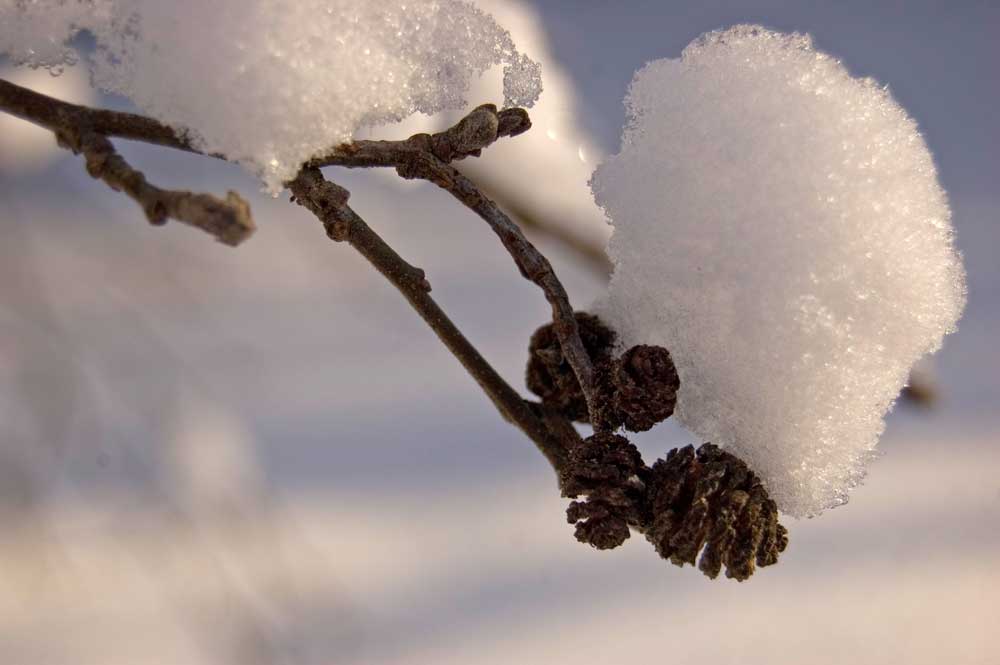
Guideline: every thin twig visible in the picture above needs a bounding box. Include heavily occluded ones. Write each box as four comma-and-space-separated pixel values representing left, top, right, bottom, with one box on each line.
0, 77, 585, 464
0, 78, 255, 246
0, 80, 527, 169
0, 78, 205, 155
466, 174, 614, 279
310, 103, 601, 422
287, 166, 571, 471
59, 127, 254, 246
309, 103, 531, 169
399, 154, 599, 423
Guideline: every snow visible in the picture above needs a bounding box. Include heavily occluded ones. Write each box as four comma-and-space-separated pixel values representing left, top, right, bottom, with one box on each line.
374, 0, 612, 253
0, 0, 542, 192
591, 25, 966, 517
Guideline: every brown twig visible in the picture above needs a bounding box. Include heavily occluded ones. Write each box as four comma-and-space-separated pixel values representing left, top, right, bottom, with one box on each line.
59, 126, 254, 246
310, 104, 600, 423
0, 80, 527, 170
0, 77, 580, 466
0, 77, 206, 154
468, 175, 614, 279
0, 78, 254, 246
309, 103, 531, 169
286, 166, 571, 471
400, 154, 599, 424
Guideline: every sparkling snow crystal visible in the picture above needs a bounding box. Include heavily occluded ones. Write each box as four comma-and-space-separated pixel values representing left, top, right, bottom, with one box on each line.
0, 0, 542, 192
591, 25, 966, 516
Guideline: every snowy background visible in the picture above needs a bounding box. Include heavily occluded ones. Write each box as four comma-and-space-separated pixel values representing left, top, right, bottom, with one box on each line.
1, 1, 998, 664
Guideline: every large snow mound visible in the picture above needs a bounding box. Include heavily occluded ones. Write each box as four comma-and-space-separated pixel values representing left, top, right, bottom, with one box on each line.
591, 25, 966, 517
0, 0, 542, 192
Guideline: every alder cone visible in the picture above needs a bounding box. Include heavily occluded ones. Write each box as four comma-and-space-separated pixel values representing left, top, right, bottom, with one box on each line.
560, 432, 647, 550
526, 312, 616, 422
645, 443, 787, 581
593, 344, 680, 432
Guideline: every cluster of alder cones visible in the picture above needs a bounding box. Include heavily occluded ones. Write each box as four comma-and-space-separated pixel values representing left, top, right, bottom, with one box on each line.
526, 313, 787, 581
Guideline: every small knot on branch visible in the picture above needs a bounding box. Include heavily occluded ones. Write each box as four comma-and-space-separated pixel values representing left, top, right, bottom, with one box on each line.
497, 107, 531, 137
287, 167, 350, 216
324, 218, 351, 242
526, 312, 616, 422
399, 265, 431, 293
394, 158, 428, 182
423, 103, 502, 163
561, 432, 648, 550
447, 103, 499, 153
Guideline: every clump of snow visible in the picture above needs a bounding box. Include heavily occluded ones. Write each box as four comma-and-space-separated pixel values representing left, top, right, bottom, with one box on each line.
591, 25, 966, 517
0, 0, 542, 192
377, 0, 611, 253
0, 0, 110, 72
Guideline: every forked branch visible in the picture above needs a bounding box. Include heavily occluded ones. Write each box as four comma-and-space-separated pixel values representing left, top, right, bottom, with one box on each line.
0, 77, 788, 579
0, 78, 254, 246
287, 166, 572, 471
313, 104, 599, 422
0, 77, 583, 470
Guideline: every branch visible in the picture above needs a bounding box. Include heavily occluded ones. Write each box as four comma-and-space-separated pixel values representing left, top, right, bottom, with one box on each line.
0, 80, 527, 171
59, 126, 254, 246
309, 103, 531, 169
1, 78, 788, 578
0, 78, 204, 154
312, 104, 601, 422
401, 154, 599, 423
287, 166, 572, 471
467, 174, 613, 279
0, 77, 580, 464
0, 78, 254, 246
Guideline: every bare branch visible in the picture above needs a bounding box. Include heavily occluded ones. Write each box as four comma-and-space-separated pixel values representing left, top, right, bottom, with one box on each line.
312, 103, 602, 422
287, 166, 570, 471
0, 78, 205, 155
0, 78, 255, 246
309, 103, 531, 169
398, 154, 599, 423
467, 174, 614, 279
59, 126, 254, 246
1, 79, 588, 449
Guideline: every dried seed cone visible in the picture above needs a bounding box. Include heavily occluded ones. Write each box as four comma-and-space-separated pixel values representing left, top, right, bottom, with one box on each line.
594, 344, 680, 432
561, 432, 647, 550
526, 312, 616, 422
645, 443, 787, 581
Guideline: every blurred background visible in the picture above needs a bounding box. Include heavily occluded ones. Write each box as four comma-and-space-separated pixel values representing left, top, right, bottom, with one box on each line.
1, 1, 997, 663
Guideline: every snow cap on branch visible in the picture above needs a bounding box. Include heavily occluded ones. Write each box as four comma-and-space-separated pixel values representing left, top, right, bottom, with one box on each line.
591, 25, 966, 517
0, 0, 542, 192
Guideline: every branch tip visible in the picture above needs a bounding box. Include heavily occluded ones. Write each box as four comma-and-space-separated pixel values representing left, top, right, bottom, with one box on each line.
1, 79, 255, 247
